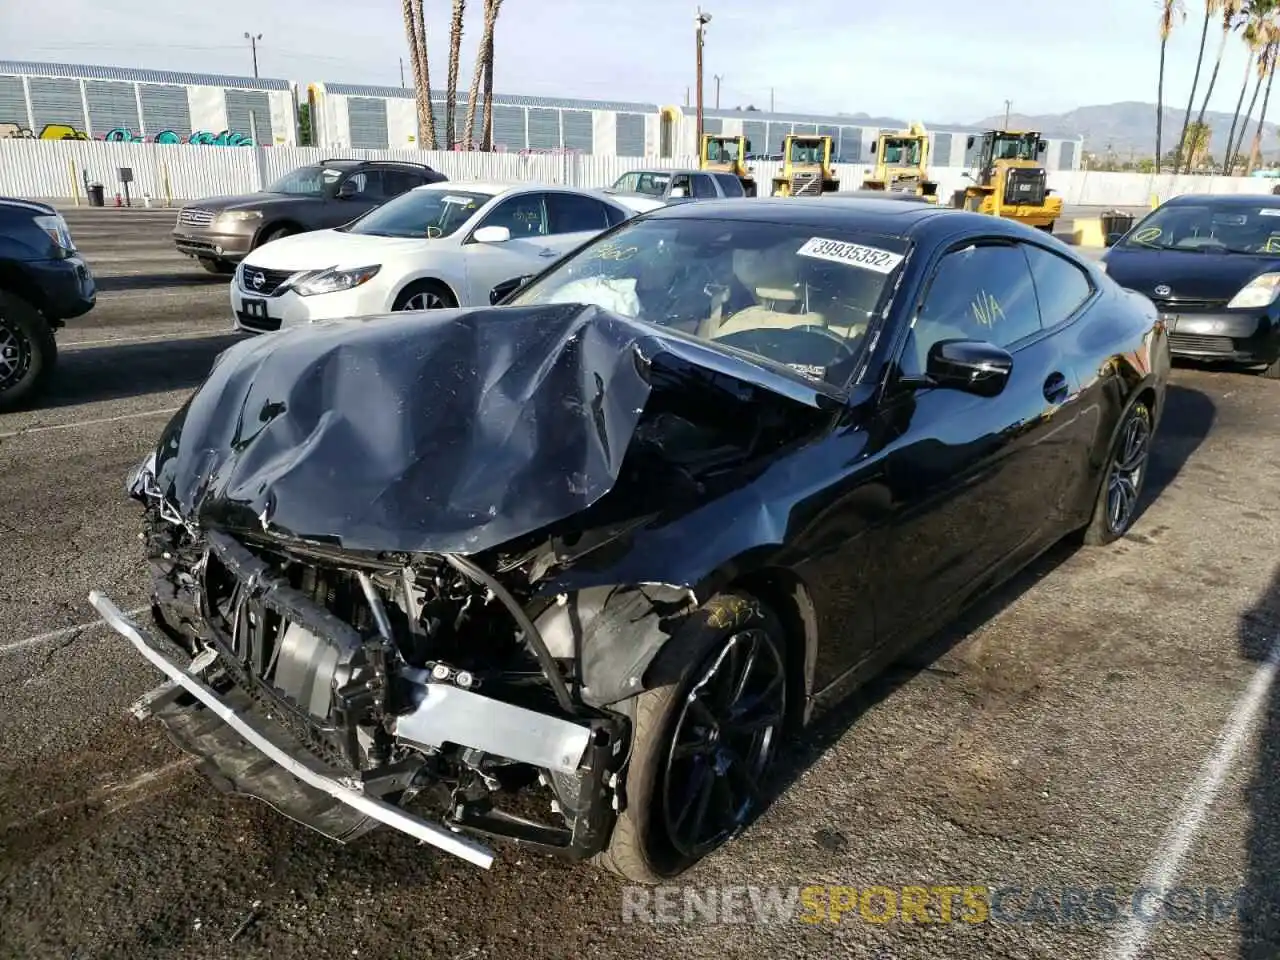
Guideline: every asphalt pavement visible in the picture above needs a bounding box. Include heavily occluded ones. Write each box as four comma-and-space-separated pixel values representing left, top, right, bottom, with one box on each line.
0, 207, 1278, 960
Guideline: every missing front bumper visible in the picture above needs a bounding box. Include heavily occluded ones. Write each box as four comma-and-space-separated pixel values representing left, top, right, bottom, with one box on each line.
90, 589, 609, 869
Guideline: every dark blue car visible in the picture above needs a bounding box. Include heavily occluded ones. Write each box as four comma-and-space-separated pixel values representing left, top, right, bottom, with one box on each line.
1100, 193, 1280, 379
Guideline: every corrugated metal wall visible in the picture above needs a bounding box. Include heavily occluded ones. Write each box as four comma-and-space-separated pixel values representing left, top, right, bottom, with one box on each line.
0, 74, 28, 130
84, 80, 140, 134
139, 83, 191, 136
615, 113, 644, 156
27, 77, 84, 133
348, 97, 389, 149
224, 90, 272, 140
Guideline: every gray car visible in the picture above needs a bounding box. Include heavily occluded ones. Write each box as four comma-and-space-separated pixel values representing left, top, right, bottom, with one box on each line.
172, 159, 447, 274
605, 168, 746, 205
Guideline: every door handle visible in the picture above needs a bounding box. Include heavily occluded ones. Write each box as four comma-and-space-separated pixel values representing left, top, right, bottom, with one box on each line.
1043, 372, 1069, 404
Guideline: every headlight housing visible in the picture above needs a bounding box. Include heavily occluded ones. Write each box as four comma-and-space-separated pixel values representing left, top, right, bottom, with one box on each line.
217, 210, 263, 223
33, 214, 75, 256
291, 264, 382, 297
1226, 271, 1280, 309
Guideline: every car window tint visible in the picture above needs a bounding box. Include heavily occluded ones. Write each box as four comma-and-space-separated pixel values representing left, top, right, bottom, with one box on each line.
480, 194, 548, 237
670, 174, 692, 195
1022, 244, 1093, 327
902, 242, 1041, 377
714, 173, 745, 196
343, 170, 385, 199
691, 174, 718, 198
602, 202, 628, 226
379, 169, 421, 196
545, 193, 611, 234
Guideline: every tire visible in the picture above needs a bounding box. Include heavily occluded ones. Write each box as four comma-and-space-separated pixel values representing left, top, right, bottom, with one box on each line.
596, 591, 790, 884
1262, 356, 1280, 379
0, 291, 57, 411
198, 258, 235, 275
391, 279, 458, 312
258, 224, 298, 247
1082, 398, 1154, 545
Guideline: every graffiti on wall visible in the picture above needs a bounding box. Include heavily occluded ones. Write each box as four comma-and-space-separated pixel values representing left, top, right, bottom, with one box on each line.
0, 121, 256, 146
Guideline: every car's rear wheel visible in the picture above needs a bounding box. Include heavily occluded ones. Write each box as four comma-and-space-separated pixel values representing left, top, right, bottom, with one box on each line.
1082, 398, 1153, 545
198, 258, 235, 275
596, 592, 789, 884
0, 291, 57, 411
392, 280, 457, 312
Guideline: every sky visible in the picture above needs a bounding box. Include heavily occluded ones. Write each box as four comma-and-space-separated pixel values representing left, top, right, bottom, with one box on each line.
0, 0, 1264, 125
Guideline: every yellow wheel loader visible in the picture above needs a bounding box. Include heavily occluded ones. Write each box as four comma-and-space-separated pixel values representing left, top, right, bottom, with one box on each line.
862, 122, 939, 202
770, 135, 840, 197
951, 129, 1063, 231
700, 134, 758, 196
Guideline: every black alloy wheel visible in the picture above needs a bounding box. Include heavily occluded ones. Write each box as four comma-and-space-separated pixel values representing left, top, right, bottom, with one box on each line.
0, 315, 32, 393
1105, 404, 1152, 536
660, 626, 787, 859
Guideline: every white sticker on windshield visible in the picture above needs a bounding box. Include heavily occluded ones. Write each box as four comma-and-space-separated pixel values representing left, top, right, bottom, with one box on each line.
796, 237, 904, 274
1260, 208, 1280, 216
442, 194, 478, 205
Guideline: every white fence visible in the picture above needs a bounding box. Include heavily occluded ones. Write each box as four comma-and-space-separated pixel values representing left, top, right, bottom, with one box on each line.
2, 139, 1277, 209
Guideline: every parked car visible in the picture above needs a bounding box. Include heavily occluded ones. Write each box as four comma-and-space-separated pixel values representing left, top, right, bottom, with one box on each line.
0, 197, 96, 409
229, 182, 643, 335
172, 159, 447, 275
607, 168, 747, 204
1100, 193, 1280, 378
92, 195, 1168, 885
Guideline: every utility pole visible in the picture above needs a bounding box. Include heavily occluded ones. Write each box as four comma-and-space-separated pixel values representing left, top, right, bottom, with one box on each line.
244, 32, 262, 78
769, 87, 774, 113
1003, 99, 1011, 128
713, 74, 723, 110
695, 7, 711, 146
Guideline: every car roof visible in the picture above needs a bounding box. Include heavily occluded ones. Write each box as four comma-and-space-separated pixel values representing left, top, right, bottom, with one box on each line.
641, 195, 965, 237
412, 180, 634, 202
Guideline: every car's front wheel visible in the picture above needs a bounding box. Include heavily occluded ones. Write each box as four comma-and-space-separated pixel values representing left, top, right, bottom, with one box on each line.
597, 592, 790, 884
392, 280, 458, 312
0, 291, 57, 410
198, 258, 235, 275
1082, 398, 1154, 545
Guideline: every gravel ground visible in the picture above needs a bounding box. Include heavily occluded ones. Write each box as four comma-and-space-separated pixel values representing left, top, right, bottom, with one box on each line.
0, 208, 1277, 960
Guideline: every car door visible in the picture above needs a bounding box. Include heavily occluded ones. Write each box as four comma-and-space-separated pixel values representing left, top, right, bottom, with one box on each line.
864, 238, 1083, 647
459, 192, 561, 304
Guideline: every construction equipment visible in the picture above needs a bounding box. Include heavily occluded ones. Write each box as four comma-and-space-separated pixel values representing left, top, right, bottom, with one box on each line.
700, 134, 758, 196
770, 135, 839, 197
862, 122, 939, 202
951, 129, 1063, 231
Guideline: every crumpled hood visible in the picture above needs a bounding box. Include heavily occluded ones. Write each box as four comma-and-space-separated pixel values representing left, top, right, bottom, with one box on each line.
149, 303, 837, 556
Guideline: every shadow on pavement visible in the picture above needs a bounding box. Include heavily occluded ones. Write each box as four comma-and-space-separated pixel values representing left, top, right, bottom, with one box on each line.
94, 272, 231, 292
759, 381, 1219, 841
1241, 567, 1280, 959
38, 333, 246, 408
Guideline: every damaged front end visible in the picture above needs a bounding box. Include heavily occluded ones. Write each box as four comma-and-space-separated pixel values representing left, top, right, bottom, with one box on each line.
92, 304, 837, 868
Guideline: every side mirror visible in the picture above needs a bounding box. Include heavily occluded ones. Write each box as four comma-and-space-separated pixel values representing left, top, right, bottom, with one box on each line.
744, 139, 752, 152
923, 339, 1013, 397
669, 186, 687, 198
490, 274, 533, 304
1038, 139, 1048, 152
337, 180, 358, 199
473, 225, 511, 244
966, 135, 975, 148
870, 141, 877, 154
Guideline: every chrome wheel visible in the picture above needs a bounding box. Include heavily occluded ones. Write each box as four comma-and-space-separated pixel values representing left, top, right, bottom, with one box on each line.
399, 290, 448, 311
661, 627, 787, 859
0, 319, 31, 392
1106, 408, 1151, 535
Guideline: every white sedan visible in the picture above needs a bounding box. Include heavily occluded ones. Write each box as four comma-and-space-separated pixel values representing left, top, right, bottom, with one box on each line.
229, 182, 650, 334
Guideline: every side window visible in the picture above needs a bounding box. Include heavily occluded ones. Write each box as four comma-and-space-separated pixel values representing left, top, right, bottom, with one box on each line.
901, 243, 1041, 377
714, 173, 745, 197
1022, 244, 1094, 328
545, 193, 611, 234
670, 174, 692, 196
602, 202, 629, 227
691, 174, 718, 198
478, 193, 548, 237
379, 169, 421, 197
342, 170, 385, 199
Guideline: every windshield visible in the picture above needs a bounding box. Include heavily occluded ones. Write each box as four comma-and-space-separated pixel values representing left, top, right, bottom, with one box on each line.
341, 189, 493, 239
706, 139, 742, 162
991, 135, 1038, 161
508, 217, 908, 386
612, 172, 672, 197
266, 165, 346, 197
1119, 202, 1280, 254
883, 138, 922, 165
788, 139, 825, 165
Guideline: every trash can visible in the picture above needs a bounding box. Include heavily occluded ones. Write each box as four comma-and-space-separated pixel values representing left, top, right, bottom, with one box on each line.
1100, 208, 1134, 239
87, 182, 105, 207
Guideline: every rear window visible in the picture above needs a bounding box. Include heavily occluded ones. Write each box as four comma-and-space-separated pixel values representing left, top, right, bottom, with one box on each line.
1121, 201, 1280, 254
713, 173, 746, 197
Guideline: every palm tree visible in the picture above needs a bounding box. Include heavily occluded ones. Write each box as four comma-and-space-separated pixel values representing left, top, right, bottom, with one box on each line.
1157, 0, 1186, 173
462, 0, 501, 149
1232, 14, 1277, 165
1225, 3, 1271, 173
1248, 28, 1280, 170
1176, 0, 1222, 171
445, 0, 466, 149
1187, 0, 1244, 172
406, 0, 436, 149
